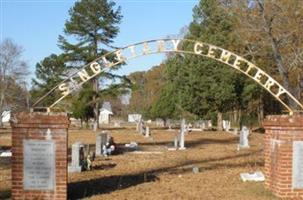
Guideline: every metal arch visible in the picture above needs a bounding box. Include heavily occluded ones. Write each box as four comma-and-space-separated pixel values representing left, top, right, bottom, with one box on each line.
32, 38, 303, 115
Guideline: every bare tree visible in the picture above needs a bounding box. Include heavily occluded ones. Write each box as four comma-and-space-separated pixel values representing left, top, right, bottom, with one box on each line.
0, 39, 29, 125
230, 0, 303, 109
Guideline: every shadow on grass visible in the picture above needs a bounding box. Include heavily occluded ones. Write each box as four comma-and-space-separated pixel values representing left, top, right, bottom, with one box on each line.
68, 172, 158, 199
158, 160, 264, 175
93, 163, 116, 170
148, 149, 263, 175
0, 157, 11, 169
68, 149, 262, 199
139, 137, 238, 148
0, 189, 11, 200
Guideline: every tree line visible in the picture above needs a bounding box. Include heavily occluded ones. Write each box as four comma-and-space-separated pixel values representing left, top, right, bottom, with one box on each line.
128, 0, 303, 128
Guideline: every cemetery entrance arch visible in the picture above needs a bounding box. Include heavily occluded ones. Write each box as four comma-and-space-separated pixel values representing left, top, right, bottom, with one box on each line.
33, 38, 303, 115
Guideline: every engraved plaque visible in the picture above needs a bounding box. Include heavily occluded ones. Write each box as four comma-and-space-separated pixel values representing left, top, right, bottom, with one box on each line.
23, 140, 55, 190
292, 141, 303, 189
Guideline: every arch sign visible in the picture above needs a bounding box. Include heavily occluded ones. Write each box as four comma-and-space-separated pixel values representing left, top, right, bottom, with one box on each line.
33, 38, 303, 115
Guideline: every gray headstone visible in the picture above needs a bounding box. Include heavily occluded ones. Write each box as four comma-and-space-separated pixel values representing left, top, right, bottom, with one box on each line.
71, 142, 81, 166
137, 119, 144, 134
96, 133, 108, 156
167, 119, 171, 128
23, 140, 55, 190
293, 141, 303, 189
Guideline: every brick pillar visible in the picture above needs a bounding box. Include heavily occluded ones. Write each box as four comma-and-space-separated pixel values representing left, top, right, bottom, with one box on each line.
10, 112, 69, 200
263, 115, 303, 199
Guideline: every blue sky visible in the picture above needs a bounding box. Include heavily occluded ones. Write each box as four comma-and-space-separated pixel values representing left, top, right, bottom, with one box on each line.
1, 0, 198, 85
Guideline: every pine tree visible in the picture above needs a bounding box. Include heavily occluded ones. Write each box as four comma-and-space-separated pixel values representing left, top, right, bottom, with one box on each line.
59, 0, 122, 127
31, 54, 66, 107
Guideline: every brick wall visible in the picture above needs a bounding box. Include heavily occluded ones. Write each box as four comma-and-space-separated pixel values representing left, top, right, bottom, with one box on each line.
10, 112, 69, 200
263, 115, 303, 199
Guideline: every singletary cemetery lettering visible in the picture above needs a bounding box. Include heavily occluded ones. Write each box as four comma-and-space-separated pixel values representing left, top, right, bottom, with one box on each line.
33, 39, 303, 115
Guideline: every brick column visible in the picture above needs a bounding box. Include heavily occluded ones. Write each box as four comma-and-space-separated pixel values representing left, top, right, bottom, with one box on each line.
10, 112, 69, 200
263, 115, 303, 199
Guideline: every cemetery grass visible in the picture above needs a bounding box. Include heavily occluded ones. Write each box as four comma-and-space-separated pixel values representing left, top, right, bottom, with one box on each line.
0, 129, 11, 200
0, 128, 279, 200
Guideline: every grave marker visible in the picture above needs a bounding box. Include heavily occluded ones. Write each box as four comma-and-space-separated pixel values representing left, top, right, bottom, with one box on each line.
96, 132, 108, 156
208, 120, 212, 128
68, 142, 83, 173
137, 118, 144, 134
239, 126, 250, 148
223, 120, 231, 131
179, 119, 186, 150
201, 121, 206, 131
174, 135, 178, 148
145, 126, 150, 137
93, 121, 98, 131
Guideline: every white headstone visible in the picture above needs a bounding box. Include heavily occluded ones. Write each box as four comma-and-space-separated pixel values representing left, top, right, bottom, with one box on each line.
201, 122, 206, 131
208, 120, 212, 128
145, 126, 150, 137
179, 119, 186, 149
192, 166, 199, 174
223, 120, 227, 130
128, 114, 142, 123
93, 122, 98, 131
239, 126, 250, 148
114, 122, 120, 127
1, 110, 10, 123
223, 120, 231, 131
